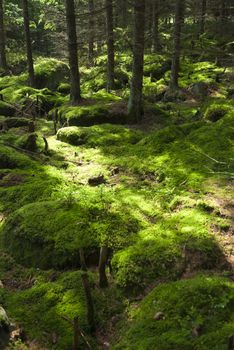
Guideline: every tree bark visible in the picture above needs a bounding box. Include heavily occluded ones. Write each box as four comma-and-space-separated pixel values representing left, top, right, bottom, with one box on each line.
128, 0, 146, 124
65, 0, 81, 104
22, 0, 35, 87
88, 0, 95, 66
106, 0, 115, 91
98, 246, 109, 288
199, 0, 206, 36
81, 273, 95, 333
169, 0, 185, 91
79, 248, 87, 271
0, 0, 7, 70
152, 0, 160, 52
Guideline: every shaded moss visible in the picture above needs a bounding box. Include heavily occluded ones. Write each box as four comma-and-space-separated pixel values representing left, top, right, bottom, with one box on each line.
114, 276, 234, 350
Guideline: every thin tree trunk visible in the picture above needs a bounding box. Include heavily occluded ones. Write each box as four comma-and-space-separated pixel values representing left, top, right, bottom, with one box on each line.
79, 248, 87, 271
0, 0, 7, 70
106, 0, 115, 91
128, 0, 146, 124
65, 0, 81, 104
120, 0, 127, 28
199, 0, 206, 35
22, 0, 34, 87
152, 0, 160, 52
169, 0, 185, 91
81, 273, 95, 333
98, 246, 109, 288
88, 0, 94, 66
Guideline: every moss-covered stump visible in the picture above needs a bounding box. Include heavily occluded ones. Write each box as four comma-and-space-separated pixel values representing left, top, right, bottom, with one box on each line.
1, 200, 138, 269
57, 124, 143, 147
34, 58, 69, 90
0, 101, 16, 116
114, 276, 234, 350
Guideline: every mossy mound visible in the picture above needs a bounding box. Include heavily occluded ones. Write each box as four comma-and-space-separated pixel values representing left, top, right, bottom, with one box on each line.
57, 124, 143, 147
0, 145, 34, 169
1, 200, 138, 268
4, 117, 30, 129
0, 101, 16, 116
3, 270, 94, 349
112, 208, 224, 291
114, 276, 234, 350
56, 102, 127, 127
34, 58, 69, 90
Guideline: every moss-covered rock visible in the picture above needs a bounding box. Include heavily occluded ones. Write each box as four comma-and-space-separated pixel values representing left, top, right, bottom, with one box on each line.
114, 276, 234, 350
34, 58, 69, 90
57, 124, 143, 147
1, 200, 138, 269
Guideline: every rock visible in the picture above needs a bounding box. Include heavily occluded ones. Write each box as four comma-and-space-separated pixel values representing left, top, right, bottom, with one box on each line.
0, 281, 3, 288
189, 82, 209, 100
88, 175, 106, 186
163, 89, 187, 102
153, 312, 165, 321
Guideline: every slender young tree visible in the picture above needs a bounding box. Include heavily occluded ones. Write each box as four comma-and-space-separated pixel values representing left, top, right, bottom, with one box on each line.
106, 0, 115, 91
199, 0, 206, 35
65, 0, 81, 103
98, 246, 109, 288
152, 0, 160, 52
22, 0, 35, 86
169, 0, 185, 91
0, 0, 7, 71
128, 0, 146, 123
88, 0, 95, 66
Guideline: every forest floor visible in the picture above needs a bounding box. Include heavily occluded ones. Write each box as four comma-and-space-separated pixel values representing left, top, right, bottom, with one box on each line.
0, 57, 233, 349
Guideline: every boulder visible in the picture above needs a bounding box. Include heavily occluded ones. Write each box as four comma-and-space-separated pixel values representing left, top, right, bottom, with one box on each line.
189, 82, 209, 100
0, 306, 10, 349
0, 101, 16, 117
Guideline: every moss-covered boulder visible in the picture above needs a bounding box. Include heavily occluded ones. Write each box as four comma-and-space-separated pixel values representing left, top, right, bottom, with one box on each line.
1, 200, 138, 269
204, 104, 231, 122
34, 58, 69, 90
57, 124, 143, 147
0, 101, 16, 116
114, 276, 234, 350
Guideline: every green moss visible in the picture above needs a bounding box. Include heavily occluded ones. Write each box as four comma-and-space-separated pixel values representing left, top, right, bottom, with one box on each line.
34, 58, 69, 90
4, 270, 95, 349
204, 104, 231, 122
112, 208, 223, 291
0, 101, 16, 116
1, 199, 139, 268
57, 124, 143, 147
0, 145, 35, 169
4, 117, 30, 129
114, 276, 234, 350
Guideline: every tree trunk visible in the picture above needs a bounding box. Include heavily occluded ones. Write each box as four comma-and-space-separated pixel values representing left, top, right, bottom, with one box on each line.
22, 0, 35, 87
81, 273, 95, 333
106, 0, 115, 91
152, 0, 160, 52
98, 246, 109, 288
79, 248, 87, 271
120, 0, 127, 28
199, 0, 206, 36
0, 0, 7, 70
65, 0, 81, 104
88, 0, 94, 66
128, 0, 146, 124
169, 0, 185, 91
